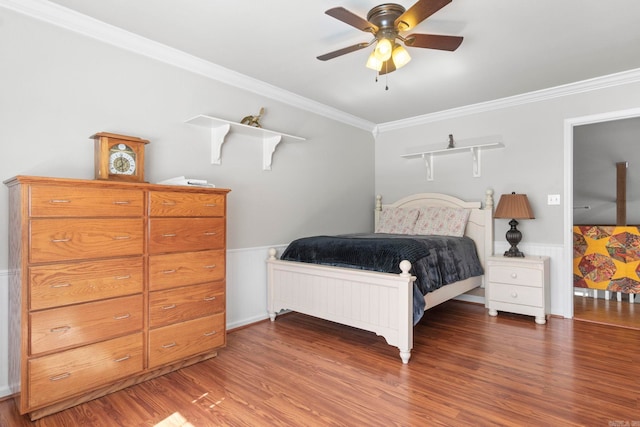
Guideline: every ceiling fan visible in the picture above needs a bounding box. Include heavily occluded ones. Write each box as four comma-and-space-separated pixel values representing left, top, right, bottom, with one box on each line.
317, 0, 463, 75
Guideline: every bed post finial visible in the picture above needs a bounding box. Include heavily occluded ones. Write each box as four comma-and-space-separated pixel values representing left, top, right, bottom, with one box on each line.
375, 194, 382, 212
485, 189, 494, 210
268, 248, 278, 260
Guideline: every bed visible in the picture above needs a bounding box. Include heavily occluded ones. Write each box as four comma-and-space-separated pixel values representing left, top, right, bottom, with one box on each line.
266, 190, 495, 363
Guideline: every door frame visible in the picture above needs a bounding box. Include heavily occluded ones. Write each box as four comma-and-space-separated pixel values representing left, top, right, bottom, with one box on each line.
563, 107, 640, 318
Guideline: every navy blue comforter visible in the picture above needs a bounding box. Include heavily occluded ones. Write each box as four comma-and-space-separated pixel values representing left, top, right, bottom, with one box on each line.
280, 233, 484, 324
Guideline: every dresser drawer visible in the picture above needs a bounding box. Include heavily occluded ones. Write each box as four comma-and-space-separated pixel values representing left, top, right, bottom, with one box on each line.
149, 282, 225, 328
30, 218, 144, 263
149, 250, 225, 291
30, 294, 143, 355
490, 282, 543, 307
30, 186, 143, 217
148, 218, 225, 254
148, 313, 225, 369
29, 257, 143, 310
488, 265, 543, 287
28, 332, 143, 408
149, 191, 225, 217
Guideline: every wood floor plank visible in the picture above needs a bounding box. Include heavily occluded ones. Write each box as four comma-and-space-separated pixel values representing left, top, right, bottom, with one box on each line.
1, 300, 639, 426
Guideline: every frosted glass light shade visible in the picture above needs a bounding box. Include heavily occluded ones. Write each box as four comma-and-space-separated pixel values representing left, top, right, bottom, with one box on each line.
366, 52, 383, 71
392, 44, 411, 69
374, 38, 392, 61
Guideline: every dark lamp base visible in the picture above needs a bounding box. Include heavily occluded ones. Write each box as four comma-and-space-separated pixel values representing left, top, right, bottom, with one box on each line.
503, 218, 525, 258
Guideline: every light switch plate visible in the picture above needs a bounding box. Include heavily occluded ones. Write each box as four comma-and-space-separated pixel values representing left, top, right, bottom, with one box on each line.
548, 194, 561, 205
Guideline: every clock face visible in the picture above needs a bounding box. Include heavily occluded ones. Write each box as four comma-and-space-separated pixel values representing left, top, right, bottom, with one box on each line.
109, 143, 137, 175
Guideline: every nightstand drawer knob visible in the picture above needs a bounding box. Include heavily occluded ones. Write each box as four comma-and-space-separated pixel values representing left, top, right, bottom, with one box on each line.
510, 291, 518, 298
511, 273, 518, 279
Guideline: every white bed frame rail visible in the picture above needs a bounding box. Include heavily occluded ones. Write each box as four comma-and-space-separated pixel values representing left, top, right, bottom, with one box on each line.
267, 190, 494, 364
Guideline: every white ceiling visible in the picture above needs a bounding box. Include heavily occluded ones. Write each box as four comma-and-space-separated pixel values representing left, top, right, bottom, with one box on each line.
16, 0, 640, 127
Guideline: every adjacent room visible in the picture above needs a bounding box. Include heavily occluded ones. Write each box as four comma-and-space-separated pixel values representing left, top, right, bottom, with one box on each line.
1, 0, 639, 425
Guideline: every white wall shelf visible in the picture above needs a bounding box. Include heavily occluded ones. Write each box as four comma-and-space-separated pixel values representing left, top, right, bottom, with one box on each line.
401, 136, 504, 181
185, 114, 306, 170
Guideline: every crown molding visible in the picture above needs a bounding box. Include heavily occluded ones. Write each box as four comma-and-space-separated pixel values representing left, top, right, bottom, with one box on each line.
377, 67, 640, 133
0, 0, 377, 133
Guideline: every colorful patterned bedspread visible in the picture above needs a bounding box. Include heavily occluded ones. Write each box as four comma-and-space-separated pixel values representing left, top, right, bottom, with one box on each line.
573, 225, 640, 294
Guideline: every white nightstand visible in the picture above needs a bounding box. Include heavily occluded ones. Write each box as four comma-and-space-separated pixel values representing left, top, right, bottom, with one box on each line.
486, 255, 550, 324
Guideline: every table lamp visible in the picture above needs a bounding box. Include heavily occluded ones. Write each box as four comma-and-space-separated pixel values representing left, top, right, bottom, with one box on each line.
494, 192, 535, 257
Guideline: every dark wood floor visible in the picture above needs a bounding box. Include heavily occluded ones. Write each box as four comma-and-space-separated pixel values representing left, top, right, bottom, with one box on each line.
2, 300, 639, 426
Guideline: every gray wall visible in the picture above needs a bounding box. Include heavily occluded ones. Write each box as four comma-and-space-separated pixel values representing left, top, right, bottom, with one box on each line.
375, 85, 640, 247
573, 117, 640, 225
0, 8, 375, 268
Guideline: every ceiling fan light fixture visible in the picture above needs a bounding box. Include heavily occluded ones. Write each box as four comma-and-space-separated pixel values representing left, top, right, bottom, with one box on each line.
392, 44, 411, 69
373, 37, 393, 61
366, 51, 384, 71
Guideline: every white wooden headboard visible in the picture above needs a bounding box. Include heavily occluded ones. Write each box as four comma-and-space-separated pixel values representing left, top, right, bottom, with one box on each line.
374, 190, 495, 271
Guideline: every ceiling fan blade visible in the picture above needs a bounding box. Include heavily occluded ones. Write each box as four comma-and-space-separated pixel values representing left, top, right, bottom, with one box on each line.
317, 42, 370, 61
405, 33, 463, 51
325, 7, 378, 33
395, 0, 452, 31
378, 58, 397, 75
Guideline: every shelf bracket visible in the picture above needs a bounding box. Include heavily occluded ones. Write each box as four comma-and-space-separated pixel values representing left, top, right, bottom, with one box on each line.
263, 134, 282, 171
423, 153, 434, 181
471, 146, 481, 177
210, 123, 230, 165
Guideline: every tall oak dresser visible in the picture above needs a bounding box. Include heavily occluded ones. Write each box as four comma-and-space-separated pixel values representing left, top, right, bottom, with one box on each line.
4, 176, 230, 420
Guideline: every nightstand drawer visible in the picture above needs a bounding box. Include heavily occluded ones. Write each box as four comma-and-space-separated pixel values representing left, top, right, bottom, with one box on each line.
490, 282, 543, 307
489, 265, 543, 287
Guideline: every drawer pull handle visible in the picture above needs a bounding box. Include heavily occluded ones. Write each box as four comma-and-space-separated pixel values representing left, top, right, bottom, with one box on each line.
113, 201, 131, 205
112, 235, 131, 240
204, 331, 217, 337
162, 201, 177, 206
114, 355, 131, 363
162, 304, 176, 310
510, 291, 518, 298
49, 199, 70, 204
50, 326, 71, 333
162, 233, 177, 237
113, 313, 131, 320
511, 273, 518, 279
205, 203, 217, 207
204, 296, 217, 301
114, 275, 131, 280
204, 264, 216, 269
162, 269, 176, 274
51, 238, 71, 243
51, 283, 71, 288
204, 232, 217, 236
49, 372, 71, 382
162, 342, 177, 349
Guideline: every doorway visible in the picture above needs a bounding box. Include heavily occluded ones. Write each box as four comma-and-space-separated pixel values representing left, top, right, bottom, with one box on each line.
564, 107, 640, 328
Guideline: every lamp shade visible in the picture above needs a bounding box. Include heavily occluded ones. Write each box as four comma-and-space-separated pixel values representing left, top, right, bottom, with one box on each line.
494, 192, 535, 219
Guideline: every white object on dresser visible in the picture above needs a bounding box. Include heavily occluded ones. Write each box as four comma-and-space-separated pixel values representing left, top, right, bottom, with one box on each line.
486, 255, 550, 324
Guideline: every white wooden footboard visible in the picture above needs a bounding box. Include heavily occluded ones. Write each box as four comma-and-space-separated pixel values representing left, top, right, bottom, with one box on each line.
267, 249, 416, 364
